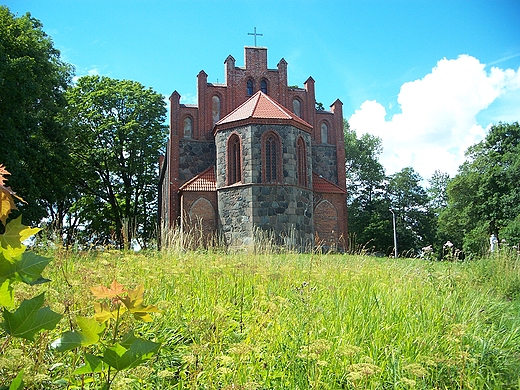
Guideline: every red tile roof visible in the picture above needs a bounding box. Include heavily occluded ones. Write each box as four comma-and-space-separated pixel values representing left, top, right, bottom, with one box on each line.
312, 172, 346, 194
215, 91, 312, 132
178, 168, 345, 195
179, 167, 216, 192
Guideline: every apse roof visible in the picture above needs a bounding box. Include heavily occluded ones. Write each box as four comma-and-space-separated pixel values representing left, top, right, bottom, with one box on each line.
179, 167, 216, 192
215, 91, 312, 132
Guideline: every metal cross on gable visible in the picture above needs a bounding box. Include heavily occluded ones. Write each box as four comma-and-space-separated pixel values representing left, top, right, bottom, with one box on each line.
248, 27, 263, 47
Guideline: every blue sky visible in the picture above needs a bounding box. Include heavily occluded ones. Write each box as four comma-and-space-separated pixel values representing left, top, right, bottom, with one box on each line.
5, 0, 520, 180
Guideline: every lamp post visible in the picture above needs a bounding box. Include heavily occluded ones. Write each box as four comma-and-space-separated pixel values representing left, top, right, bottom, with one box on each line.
390, 209, 398, 258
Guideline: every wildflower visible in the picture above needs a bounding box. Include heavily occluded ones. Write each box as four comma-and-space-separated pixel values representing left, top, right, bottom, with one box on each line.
401, 377, 416, 387
422, 245, 433, 253
157, 369, 176, 379
443, 241, 453, 248
337, 344, 362, 358
347, 362, 381, 378
403, 363, 428, 378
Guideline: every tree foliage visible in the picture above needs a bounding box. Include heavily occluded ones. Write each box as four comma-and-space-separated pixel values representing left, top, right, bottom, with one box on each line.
344, 121, 392, 253
0, 6, 74, 224
345, 121, 435, 256
439, 122, 520, 256
65, 75, 167, 248
388, 167, 436, 255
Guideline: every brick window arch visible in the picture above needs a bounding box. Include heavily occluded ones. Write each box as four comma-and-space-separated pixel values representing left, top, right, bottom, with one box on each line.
262, 131, 282, 183
320, 121, 329, 144
260, 79, 268, 94
292, 98, 302, 118
183, 116, 193, 138
296, 136, 307, 187
227, 133, 242, 185
247, 79, 254, 96
212, 95, 221, 125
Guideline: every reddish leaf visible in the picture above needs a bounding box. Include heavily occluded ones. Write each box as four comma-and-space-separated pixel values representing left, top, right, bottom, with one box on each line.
91, 279, 126, 299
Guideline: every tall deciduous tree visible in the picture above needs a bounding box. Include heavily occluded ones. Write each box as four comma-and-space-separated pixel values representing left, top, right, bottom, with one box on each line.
65, 75, 167, 248
439, 122, 520, 256
388, 167, 436, 255
344, 120, 390, 253
0, 6, 74, 224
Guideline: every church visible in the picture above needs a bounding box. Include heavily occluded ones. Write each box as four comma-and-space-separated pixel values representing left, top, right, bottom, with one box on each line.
159, 45, 348, 250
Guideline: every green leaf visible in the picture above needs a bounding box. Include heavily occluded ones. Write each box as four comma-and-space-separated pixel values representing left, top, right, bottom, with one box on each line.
76, 315, 105, 345
52, 315, 107, 351
16, 252, 51, 285
1, 293, 62, 340
0, 251, 51, 287
51, 330, 83, 352
102, 332, 160, 371
0, 244, 25, 263
0, 278, 14, 307
73, 353, 105, 375
0, 216, 40, 249
8, 371, 23, 390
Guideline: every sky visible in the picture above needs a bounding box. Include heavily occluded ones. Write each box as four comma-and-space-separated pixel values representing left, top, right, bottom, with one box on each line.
5, 0, 520, 182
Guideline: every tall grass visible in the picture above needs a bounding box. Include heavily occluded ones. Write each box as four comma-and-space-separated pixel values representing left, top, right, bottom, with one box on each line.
1, 247, 519, 389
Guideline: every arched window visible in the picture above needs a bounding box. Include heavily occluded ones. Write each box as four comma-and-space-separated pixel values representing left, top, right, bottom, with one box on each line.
227, 134, 242, 185
212, 95, 220, 125
296, 137, 307, 187
262, 131, 281, 183
183, 116, 192, 138
247, 79, 254, 96
260, 79, 268, 94
293, 99, 301, 118
320, 122, 328, 144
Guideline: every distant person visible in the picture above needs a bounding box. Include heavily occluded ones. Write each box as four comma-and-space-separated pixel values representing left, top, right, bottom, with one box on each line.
490, 234, 498, 252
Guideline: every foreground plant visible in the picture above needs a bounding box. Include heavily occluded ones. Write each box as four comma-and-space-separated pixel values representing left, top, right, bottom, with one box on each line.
52, 279, 161, 389
0, 165, 62, 389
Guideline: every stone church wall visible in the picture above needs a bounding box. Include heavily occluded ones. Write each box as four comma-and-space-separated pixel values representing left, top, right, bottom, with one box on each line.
217, 185, 254, 245
178, 139, 215, 183
312, 145, 338, 184
251, 184, 314, 249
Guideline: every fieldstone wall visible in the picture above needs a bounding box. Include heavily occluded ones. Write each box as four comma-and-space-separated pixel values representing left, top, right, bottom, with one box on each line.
217, 185, 254, 245
312, 144, 338, 184
251, 184, 314, 249
178, 139, 216, 183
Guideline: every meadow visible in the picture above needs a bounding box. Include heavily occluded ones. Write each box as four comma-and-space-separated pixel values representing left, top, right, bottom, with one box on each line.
2, 247, 520, 389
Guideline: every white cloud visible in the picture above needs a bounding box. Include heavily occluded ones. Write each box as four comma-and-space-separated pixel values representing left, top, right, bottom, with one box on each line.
72, 67, 102, 83
349, 55, 520, 180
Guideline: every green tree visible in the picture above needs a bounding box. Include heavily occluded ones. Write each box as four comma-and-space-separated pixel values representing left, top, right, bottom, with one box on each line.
439, 122, 520, 256
388, 167, 436, 256
344, 120, 390, 253
65, 75, 167, 248
0, 6, 74, 225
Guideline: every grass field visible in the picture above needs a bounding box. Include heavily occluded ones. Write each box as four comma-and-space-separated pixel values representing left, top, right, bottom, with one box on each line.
2, 247, 520, 389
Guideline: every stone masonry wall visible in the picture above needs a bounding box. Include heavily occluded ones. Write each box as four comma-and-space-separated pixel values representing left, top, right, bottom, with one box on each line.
312, 144, 338, 184
178, 139, 216, 183
217, 186, 253, 246
252, 184, 314, 249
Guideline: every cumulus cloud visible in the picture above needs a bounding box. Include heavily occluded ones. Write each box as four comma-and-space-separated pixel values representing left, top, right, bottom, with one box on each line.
349, 55, 520, 180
